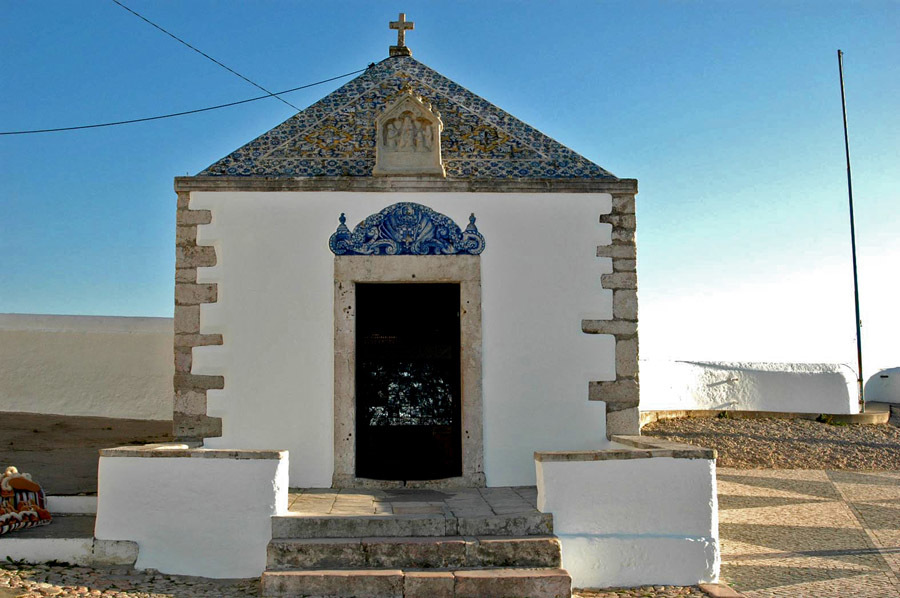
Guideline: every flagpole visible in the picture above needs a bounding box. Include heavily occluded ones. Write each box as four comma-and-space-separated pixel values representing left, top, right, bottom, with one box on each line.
838, 49, 865, 412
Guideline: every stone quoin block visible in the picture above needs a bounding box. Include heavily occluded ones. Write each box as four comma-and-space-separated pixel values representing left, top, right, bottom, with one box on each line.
589, 379, 640, 405
176, 209, 212, 225
175, 225, 197, 246
599, 214, 636, 229
612, 227, 635, 244
174, 333, 223, 348
173, 373, 224, 391
616, 338, 639, 378
175, 268, 197, 283
176, 191, 191, 210
606, 406, 642, 437
613, 290, 639, 321
174, 414, 222, 439
176, 245, 217, 268
174, 389, 208, 416
596, 244, 636, 259
601, 272, 637, 290
581, 320, 637, 337
612, 194, 636, 214
175, 283, 217, 306
173, 348, 192, 373
174, 305, 200, 334
613, 259, 637, 272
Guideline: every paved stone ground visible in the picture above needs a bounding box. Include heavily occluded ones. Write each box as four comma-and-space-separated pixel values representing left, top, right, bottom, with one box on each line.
718, 468, 900, 597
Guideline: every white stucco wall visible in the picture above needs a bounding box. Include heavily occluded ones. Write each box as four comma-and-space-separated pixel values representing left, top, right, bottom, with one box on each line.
0, 314, 173, 420
94, 450, 288, 578
190, 191, 615, 487
865, 368, 900, 404
536, 454, 719, 588
640, 360, 859, 414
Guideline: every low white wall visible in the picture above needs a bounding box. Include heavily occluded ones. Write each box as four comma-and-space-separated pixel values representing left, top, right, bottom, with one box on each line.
865, 368, 900, 404
640, 360, 859, 414
0, 314, 173, 420
94, 446, 288, 578
536, 448, 719, 588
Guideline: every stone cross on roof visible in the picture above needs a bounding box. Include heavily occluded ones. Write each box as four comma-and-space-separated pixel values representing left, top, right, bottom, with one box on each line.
389, 13, 414, 57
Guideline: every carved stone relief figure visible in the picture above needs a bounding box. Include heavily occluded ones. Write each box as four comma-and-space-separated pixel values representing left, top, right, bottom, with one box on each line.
374, 89, 445, 176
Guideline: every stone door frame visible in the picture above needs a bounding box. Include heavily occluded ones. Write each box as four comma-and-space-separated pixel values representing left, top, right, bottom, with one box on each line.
333, 255, 485, 488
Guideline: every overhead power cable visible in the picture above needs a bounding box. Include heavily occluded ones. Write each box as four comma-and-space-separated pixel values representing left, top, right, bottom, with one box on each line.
0, 68, 368, 135
110, 0, 301, 111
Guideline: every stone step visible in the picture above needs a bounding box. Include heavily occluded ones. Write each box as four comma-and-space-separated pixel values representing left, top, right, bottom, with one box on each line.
267, 535, 561, 570
271, 512, 553, 539
261, 567, 571, 598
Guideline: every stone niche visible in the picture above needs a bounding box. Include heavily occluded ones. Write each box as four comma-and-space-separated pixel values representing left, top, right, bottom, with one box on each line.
373, 88, 445, 177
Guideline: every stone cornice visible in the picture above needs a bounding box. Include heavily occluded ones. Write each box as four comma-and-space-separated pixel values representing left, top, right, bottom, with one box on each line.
174, 176, 638, 194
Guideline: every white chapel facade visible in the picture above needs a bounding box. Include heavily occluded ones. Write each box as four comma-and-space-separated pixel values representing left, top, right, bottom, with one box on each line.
170, 18, 641, 489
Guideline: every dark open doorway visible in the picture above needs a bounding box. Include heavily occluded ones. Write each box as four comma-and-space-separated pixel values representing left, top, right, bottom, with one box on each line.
355, 283, 462, 481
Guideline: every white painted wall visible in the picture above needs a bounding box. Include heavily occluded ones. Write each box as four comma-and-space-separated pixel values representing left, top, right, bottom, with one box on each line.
190, 191, 615, 487
640, 360, 859, 414
0, 314, 173, 420
865, 368, 900, 404
536, 453, 719, 588
94, 451, 288, 578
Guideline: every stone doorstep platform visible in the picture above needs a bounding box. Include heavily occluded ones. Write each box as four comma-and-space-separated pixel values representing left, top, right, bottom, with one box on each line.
266, 486, 571, 597
275, 486, 552, 539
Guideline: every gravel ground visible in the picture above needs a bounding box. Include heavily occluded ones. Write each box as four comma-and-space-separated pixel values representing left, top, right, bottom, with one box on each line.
642, 414, 900, 470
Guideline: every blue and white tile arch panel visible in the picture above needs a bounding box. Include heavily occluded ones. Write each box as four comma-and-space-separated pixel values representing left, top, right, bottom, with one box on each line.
329, 202, 485, 256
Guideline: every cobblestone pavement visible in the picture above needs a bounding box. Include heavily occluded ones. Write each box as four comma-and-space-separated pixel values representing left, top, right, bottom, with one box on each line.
0, 563, 712, 597
718, 468, 900, 597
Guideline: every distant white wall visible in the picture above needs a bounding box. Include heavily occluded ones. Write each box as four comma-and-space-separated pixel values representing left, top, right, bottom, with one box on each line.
190, 191, 615, 487
95, 448, 288, 578
0, 314, 173, 420
536, 453, 719, 587
865, 368, 900, 404
640, 360, 859, 414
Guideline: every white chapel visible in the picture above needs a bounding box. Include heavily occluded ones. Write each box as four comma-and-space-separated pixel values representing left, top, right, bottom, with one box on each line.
95, 15, 719, 595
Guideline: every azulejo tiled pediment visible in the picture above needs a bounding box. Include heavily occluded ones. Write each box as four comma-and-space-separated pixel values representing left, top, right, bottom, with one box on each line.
197, 56, 616, 180
329, 203, 485, 256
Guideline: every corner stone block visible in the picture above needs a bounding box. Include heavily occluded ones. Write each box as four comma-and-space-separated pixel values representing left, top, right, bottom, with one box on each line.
174, 333, 223, 348
175, 225, 197, 246
612, 227, 635, 244
174, 305, 200, 334
173, 373, 224, 390
174, 389, 208, 416
174, 347, 192, 373
582, 320, 637, 337
177, 209, 212, 225
613, 290, 639, 321
596, 244, 636, 259
613, 259, 637, 272
176, 191, 191, 210
606, 406, 641, 437
601, 272, 637, 290
589, 379, 639, 406
616, 338, 639, 378
599, 214, 636, 229
174, 414, 222, 439
175, 268, 197, 283
612, 194, 636, 214
176, 246, 217, 268
175, 283, 217, 306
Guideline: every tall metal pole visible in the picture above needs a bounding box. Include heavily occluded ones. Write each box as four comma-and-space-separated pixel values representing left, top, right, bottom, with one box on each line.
838, 49, 865, 412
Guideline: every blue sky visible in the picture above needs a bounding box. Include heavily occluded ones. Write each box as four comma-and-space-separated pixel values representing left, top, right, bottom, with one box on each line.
2, 1, 898, 376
